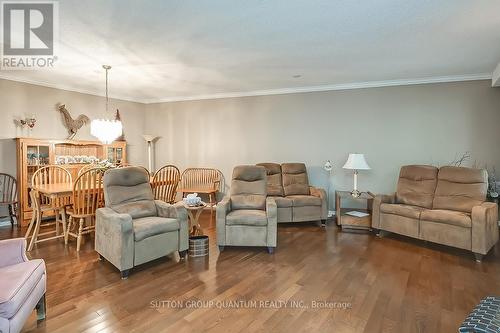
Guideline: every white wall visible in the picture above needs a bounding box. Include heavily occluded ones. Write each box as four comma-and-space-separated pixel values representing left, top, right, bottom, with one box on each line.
1, 78, 499, 211
0, 78, 149, 177
145, 80, 500, 208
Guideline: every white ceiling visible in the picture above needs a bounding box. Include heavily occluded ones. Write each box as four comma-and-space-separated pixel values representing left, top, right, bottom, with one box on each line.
1, 0, 500, 103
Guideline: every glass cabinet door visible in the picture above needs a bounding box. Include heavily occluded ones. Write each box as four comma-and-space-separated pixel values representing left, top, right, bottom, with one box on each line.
106, 146, 124, 165
116, 147, 123, 164
23, 143, 51, 210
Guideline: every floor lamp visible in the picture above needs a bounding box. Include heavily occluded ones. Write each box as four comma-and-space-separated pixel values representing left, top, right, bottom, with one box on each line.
323, 160, 333, 219
142, 135, 159, 173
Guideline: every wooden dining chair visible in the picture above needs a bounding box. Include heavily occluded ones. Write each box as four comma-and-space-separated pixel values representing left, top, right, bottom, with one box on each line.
31, 165, 72, 235
26, 166, 72, 250
66, 168, 104, 251
152, 165, 180, 203
78, 163, 98, 177
0, 173, 18, 226
178, 168, 224, 220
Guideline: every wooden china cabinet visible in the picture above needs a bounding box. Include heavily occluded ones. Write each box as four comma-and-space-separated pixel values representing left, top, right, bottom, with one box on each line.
16, 138, 127, 226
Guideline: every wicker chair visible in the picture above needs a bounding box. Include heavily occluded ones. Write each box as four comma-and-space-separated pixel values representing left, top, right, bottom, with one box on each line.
0, 173, 18, 226
152, 165, 180, 204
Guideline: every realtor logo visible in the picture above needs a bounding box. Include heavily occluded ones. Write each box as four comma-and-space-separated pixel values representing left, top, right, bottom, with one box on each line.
1, 1, 58, 69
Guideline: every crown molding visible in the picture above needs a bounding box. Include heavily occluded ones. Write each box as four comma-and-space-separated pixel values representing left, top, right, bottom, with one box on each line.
143, 73, 492, 103
0, 72, 492, 104
0, 73, 147, 103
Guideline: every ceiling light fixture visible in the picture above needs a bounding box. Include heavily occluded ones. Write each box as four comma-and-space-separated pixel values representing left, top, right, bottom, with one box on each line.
90, 65, 123, 144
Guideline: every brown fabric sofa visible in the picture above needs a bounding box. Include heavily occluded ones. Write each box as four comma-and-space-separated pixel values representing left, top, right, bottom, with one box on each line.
372, 165, 499, 261
256, 163, 327, 224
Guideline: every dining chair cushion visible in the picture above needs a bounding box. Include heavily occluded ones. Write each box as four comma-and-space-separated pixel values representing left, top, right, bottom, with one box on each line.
0, 259, 45, 318
132, 216, 180, 242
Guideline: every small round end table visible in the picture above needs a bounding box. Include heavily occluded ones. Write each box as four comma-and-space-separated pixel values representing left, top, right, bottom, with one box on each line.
183, 202, 207, 236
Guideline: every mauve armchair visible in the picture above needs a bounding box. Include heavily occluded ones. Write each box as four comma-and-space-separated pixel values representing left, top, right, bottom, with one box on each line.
0, 238, 46, 333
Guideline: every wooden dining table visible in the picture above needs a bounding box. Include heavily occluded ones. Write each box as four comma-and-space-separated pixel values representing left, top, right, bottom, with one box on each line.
28, 182, 104, 250
27, 183, 74, 250
33, 183, 74, 198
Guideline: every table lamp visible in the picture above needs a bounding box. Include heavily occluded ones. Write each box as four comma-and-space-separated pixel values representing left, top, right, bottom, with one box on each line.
343, 153, 370, 198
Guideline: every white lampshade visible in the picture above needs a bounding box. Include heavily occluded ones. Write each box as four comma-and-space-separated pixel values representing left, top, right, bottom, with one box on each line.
90, 119, 123, 144
142, 134, 158, 143
343, 153, 371, 170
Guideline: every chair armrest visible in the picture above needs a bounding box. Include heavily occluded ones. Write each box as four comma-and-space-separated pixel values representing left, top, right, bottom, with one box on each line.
0, 238, 28, 267
95, 207, 134, 271
216, 196, 231, 246
371, 193, 396, 229
155, 200, 187, 220
155, 201, 189, 251
266, 197, 277, 247
471, 202, 499, 255
310, 186, 327, 220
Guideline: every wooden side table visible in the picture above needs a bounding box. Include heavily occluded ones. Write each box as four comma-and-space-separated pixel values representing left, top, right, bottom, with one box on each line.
335, 190, 375, 231
183, 202, 207, 236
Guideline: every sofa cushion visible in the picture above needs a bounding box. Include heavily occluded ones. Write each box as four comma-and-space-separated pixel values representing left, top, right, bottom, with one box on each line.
420, 209, 472, 228
396, 165, 438, 209
230, 166, 267, 210
282, 163, 310, 196
0, 259, 45, 318
288, 195, 322, 207
226, 210, 268, 226
133, 217, 179, 242
256, 163, 284, 196
433, 166, 488, 213
380, 203, 426, 219
270, 196, 293, 208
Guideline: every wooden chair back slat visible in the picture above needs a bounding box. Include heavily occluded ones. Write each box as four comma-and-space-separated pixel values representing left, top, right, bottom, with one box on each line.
78, 163, 99, 177
72, 168, 105, 216
180, 168, 224, 193
0, 173, 17, 204
152, 165, 180, 203
32, 166, 72, 208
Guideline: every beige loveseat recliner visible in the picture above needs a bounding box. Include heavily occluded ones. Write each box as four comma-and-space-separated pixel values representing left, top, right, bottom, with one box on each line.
95, 167, 189, 278
216, 165, 277, 253
373, 165, 499, 261
256, 163, 327, 224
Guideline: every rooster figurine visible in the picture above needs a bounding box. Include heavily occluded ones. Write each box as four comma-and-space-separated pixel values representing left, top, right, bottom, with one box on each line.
57, 103, 90, 139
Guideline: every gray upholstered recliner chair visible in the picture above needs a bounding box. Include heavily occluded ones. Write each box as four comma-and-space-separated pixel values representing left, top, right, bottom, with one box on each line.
95, 167, 189, 278
216, 165, 277, 253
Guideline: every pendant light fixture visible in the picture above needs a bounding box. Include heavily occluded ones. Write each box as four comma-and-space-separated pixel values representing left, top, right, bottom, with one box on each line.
90, 65, 123, 144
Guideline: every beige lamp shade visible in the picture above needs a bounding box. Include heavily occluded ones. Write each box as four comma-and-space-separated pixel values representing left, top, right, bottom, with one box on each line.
343, 153, 371, 170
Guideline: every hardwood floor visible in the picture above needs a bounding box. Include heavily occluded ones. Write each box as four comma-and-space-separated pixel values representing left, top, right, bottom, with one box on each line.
2, 214, 499, 333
